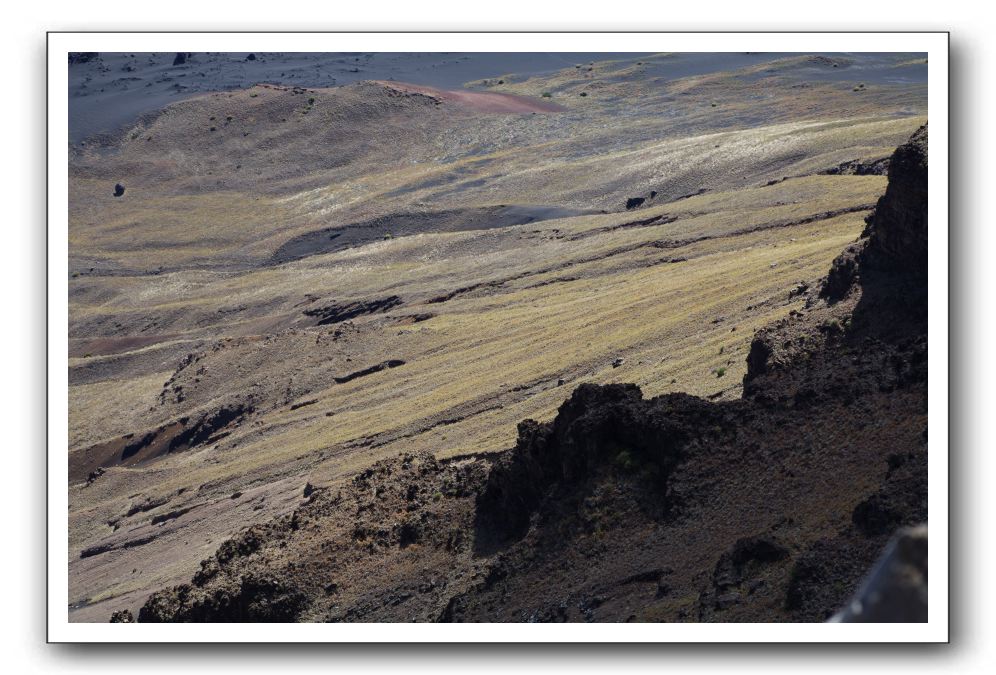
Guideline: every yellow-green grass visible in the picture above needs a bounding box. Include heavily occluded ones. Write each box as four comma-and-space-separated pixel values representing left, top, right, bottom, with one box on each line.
67, 57, 925, 618
70, 205, 868, 509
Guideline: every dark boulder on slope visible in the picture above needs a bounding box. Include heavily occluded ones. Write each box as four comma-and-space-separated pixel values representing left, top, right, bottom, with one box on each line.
109, 609, 134, 622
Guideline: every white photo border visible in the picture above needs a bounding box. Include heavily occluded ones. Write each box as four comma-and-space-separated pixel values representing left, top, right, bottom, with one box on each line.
47, 31, 949, 643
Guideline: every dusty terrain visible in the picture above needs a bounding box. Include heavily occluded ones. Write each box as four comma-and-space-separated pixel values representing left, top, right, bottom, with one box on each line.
67, 52, 927, 622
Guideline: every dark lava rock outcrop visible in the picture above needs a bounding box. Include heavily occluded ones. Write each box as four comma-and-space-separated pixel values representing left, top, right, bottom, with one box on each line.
863, 125, 928, 274
820, 125, 927, 304
72, 403, 254, 484
476, 385, 731, 543
822, 157, 891, 176
137, 452, 491, 622
302, 296, 402, 326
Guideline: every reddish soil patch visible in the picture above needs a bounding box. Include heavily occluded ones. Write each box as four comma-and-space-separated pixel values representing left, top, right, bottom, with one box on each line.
375, 81, 566, 114
71, 334, 178, 358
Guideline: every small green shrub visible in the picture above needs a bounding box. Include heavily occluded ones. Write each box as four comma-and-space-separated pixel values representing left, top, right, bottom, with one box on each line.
716, 367, 727, 378
541, 92, 552, 98
822, 318, 843, 334
614, 449, 637, 472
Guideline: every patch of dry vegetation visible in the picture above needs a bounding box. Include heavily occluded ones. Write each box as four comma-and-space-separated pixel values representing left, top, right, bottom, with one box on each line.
66, 53, 926, 621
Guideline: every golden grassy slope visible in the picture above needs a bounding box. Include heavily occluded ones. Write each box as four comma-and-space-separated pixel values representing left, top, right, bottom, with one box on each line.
67, 173, 884, 619
66, 53, 926, 620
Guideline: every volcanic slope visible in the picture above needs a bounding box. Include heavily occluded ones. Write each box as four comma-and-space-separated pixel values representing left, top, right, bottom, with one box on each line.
135, 124, 928, 623
68, 53, 926, 621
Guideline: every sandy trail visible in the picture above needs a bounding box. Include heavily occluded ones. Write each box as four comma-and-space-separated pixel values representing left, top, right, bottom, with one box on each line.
374, 80, 567, 113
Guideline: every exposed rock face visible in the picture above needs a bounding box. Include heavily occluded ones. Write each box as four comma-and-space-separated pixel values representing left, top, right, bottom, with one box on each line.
818, 124, 927, 305
744, 336, 773, 379
830, 525, 928, 623
476, 385, 729, 543
822, 157, 890, 176
302, 296, 403, 325
137, 451, 490, 623
819, 243, 862, 303
139, 574, 308, 623
71, 403, 254, 484
863, 125, 928, 276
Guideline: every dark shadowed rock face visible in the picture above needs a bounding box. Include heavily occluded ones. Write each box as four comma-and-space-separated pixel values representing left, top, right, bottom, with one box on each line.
302, 296, 402, 325
476, 384, 731, 543
819, 243, 862, 304
822, 156, 891, 176
863, 124, 928, 276
817, 124, 927, 307
138, 574, 307, 623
